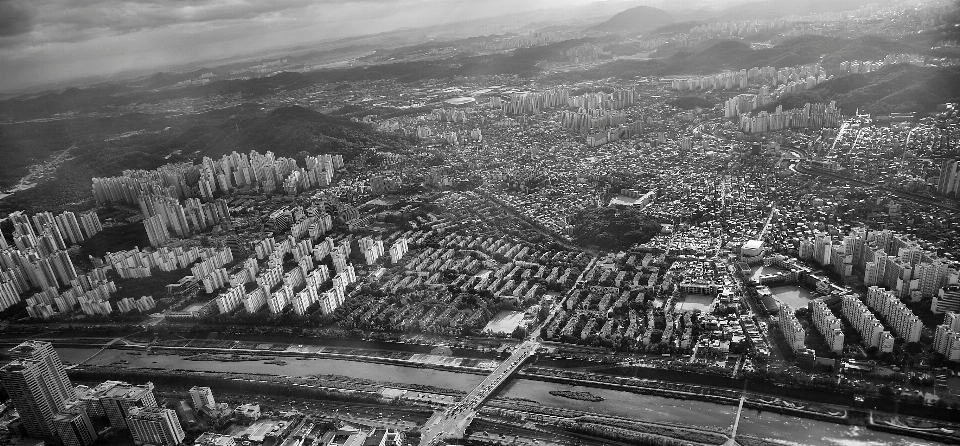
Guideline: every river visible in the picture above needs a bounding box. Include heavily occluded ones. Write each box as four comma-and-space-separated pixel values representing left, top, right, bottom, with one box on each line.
55, 348, 484, 392
55, 347, 937, 446
498, 379, 936, 446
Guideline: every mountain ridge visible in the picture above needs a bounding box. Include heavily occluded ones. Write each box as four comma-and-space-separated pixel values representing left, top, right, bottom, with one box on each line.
755, 64, 960, 115
588, 5, 675, 34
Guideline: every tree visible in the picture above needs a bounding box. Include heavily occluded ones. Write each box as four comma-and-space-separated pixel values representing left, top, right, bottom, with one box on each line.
879, 385, 895, 397
511, 326, 527, 339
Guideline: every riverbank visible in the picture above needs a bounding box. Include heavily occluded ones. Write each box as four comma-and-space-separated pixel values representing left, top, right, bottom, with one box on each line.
57, 347, 942, 445
518, 369, 850, 425
104, 344, 851, 427
868, 412, 960, 444
485, 399, 730, 445
70, 363, 730, 446
54, 344, 929, 431
122, 344, 493, 376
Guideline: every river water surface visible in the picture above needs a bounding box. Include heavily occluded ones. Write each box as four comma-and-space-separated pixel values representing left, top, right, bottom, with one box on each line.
56, 347, 937, 446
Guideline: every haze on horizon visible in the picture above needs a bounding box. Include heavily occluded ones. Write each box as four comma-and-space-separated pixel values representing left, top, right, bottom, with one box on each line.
0, 0, 861, 94
0, 0, 583, 93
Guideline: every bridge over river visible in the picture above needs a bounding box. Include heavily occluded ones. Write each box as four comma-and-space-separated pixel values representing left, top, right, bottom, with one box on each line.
419, 339, 539, 445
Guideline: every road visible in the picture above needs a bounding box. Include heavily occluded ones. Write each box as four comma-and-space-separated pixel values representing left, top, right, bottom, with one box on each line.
419, 339, 539, 445
757, 205, 777, 240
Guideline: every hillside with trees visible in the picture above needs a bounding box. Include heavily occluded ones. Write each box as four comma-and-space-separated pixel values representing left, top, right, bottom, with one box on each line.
573, 206, 661, 251
755, 64, 960, 114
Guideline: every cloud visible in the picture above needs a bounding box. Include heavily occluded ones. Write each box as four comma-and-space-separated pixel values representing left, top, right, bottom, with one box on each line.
0, 0, 34, 37
0, 0, 328, 47
0, 0, 597, 92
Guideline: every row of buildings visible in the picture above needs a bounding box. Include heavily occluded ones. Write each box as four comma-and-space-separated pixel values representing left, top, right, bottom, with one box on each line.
92, 151, 343, 206
495, 87, 638, 115
798, 228, 960, 312
0, 210, 111, 318
93, 150, 346, 247
839, 295, 896, 353
674, 62, 826, 92
738, 102, 842, 133
141, 196, 231, 247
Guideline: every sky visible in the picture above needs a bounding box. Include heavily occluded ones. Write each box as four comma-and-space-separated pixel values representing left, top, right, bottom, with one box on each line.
0, 0, 607, 94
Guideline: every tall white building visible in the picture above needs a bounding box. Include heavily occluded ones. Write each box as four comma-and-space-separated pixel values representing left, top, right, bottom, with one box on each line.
0, 341, 97, 445
840, 296, 895, 352
127, 407, 185, 446
934, 324, 960, 362
189, 386, 216, 411
809, 299, 845, 354
778, 304, 807, 354
144, 215, 171, 247
935, 286, 960, 314
865, 286, 922, 343
97, 381, 157, 429
938, 159, 960, 196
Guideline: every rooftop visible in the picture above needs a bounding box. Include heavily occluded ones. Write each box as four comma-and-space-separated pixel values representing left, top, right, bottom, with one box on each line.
98, 381, 153, 400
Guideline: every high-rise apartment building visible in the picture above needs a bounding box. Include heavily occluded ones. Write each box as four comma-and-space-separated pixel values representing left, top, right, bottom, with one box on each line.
53, 402, 98, 446
865, 286, 922, 342
189, 386, 216, 411
945, 311, 960, 331
840, 296, 895, 352
778, 304, 807, 354
809, 299, 845, 354
934, 324, 960, 362
389, 238, 409, 264
54, 212, 85, 245
331, 250, 348, 275
79, 211, 103, 239
938, 159, 960, 196
50, 250, 79, 287
934, 286, 960, 314
97, 381, 157, 429
0, 341, 96, 446
916, 261, 950, 300
1, 358, 65, 440
127, 407, 184, 446
144, 215, 171, 247
7, 341, 73, 404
